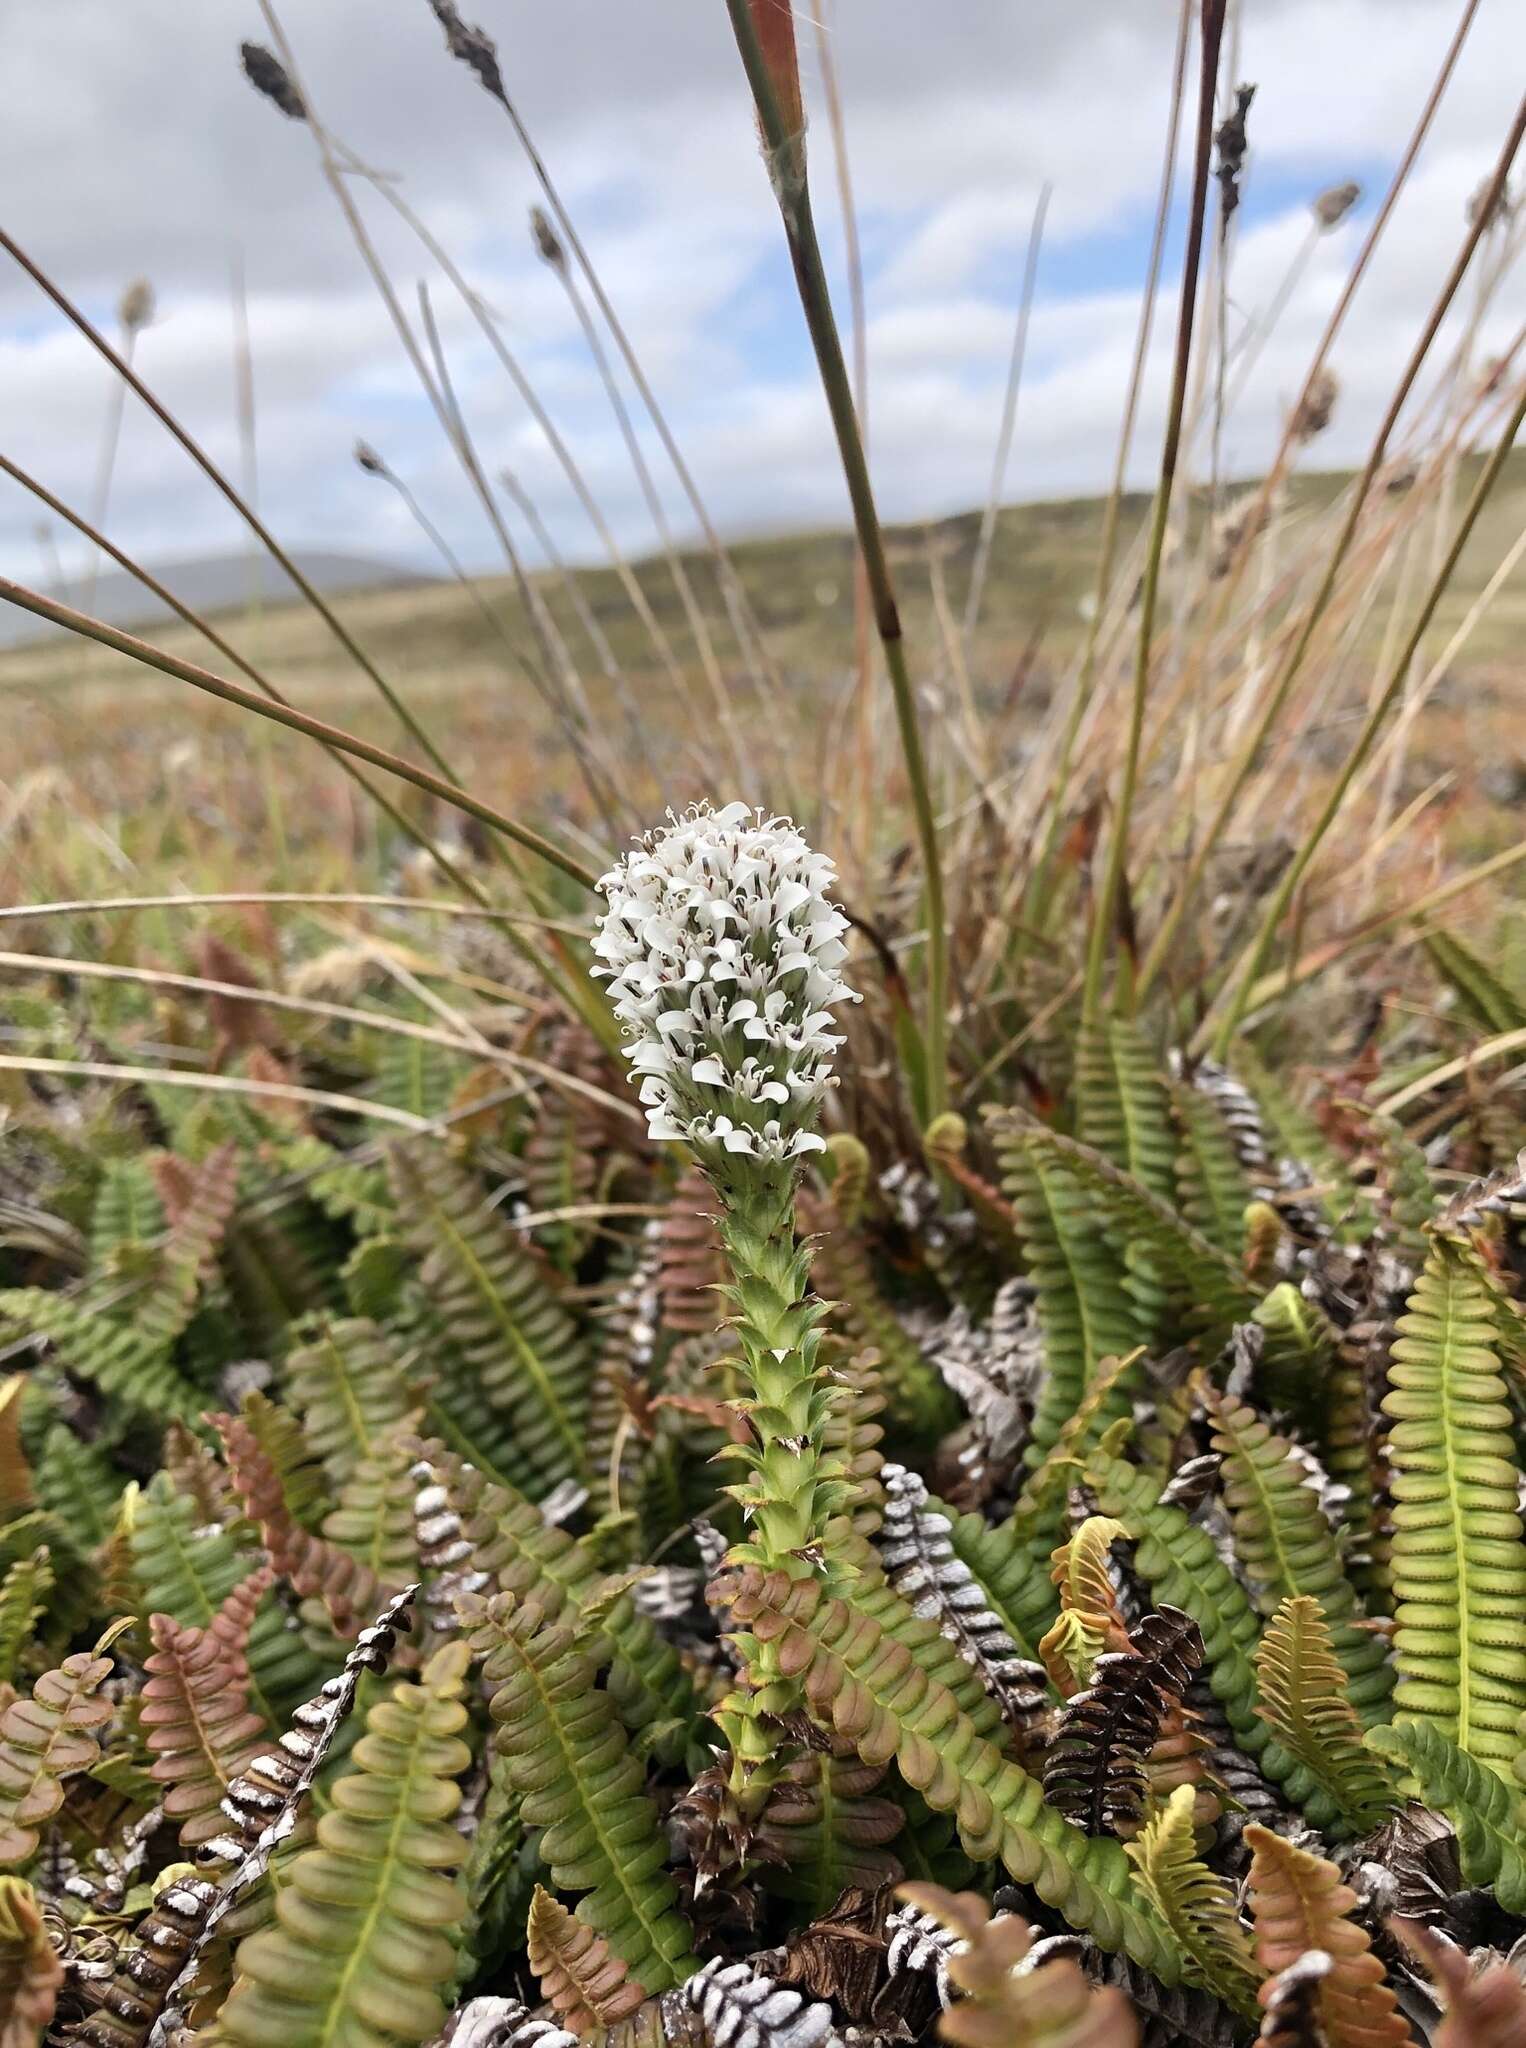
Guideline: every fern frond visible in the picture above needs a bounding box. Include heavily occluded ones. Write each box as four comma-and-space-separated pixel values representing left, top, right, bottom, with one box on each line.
1082, 1450, 1313, 1809
389, 1144, 590, 1492
1382, 1237, 1526, 1769
1364, 1718, 1526, 1909
723, 1565, 1181, 1978
1038, 1516, 1134, 1695
140, 1141, 240, 1348
218, 1407, 393, 1638
1203, 1385, 1390, 1720
988, 1114, 1139, 1458
0, 1288, 202, 1423
1171, 1080, 1253, 1260
282, 1315, 415, 1486
142, 1609, 267, 1848
528, 1884, 645, 2035
1244, 1826, 1412, 2047
877, 1464, 1049, 1722
1424, 927, 1526, 1034
130, 1475, 324, 1723
0, 1876, 62, 2048
218, 1639, 473, 2048
0, 1553, 52, 1688
1011, 1119, 1258, 1348
411, 1442, 699, 1763
1124, 1784, 1262, 2020
0, 1636, 117, 1866
470, 1594, 697, 1994
1253, 1598, 1398, 1833
1043, 1607, 1202, 1836
898, 1882, 1141, 2048
1394, 1917, 1526, 2047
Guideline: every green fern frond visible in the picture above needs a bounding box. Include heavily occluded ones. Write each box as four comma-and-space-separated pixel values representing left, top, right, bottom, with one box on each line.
1383, 1237, 1526, 1770
389, 1145, 590, 1493
1424, 928, 1526, 1035
1253, 1597, 1399, 1833
1203, 1385, 1391, 1720
1171, 1079, 1252, 1259
415, 1444, 699, 1765
0, 1289, 203, 1425
1366, 1717, 1526, 1910
987, 1115, 1138, 1460
1125, 1783, 1262, 2019
471, 1595, 697, 1995
1002, 1117, 1257, 1349
283, 1316, 415, 1487
219, 1640, 475, 2048
0, 1553, 52, 1687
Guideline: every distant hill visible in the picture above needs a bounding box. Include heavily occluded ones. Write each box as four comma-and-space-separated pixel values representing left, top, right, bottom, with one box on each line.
0, 550, 434, 649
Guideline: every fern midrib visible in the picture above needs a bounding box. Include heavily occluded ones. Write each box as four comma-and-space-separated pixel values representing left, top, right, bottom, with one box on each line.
511, 1648, 686, 1987
322, 1328, 374, 1473
312, 1692, 445, 2041
1426, 1270, 1475, 1754
430, 1199, 586, 1481
149, 1511, 280, 1732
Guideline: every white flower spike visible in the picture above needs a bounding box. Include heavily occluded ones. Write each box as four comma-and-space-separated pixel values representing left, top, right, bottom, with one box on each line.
592, 801, 858, 1165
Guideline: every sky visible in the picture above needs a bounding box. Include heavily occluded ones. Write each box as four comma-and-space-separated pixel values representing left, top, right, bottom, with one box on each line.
0, 0, 1520, 586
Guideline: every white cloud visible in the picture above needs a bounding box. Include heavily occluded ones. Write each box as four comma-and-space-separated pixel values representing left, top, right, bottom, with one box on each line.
0, 0, 1519, 590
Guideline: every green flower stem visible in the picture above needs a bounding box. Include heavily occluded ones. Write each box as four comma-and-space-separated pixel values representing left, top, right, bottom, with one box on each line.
704, 1158, 849, 1813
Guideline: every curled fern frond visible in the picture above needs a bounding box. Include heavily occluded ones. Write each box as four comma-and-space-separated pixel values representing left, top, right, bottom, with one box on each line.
218, 1639, 473, 2048
723, 1565, 1181, 1978
0, 1876, 61, 2047
1038, 1516, 1134, 1696
878, 1464, 1049, 1726
1244, 1826, 1412, 2047
1253, 1597, 1398, 1834
1043, 1607, 1203, 1837
528, 1884, 646, 2035
1382, 1237, 1526, 1771
0, 1637, 117, 1867
470, 1593, 697, 1995
1125, 1785, 1262, 2020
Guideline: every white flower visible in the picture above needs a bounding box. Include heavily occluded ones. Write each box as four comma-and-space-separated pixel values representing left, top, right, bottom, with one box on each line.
592, 801, 858, 1164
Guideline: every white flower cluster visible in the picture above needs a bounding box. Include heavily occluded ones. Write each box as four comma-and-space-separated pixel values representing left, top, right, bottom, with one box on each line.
592, 801, 857, 1163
